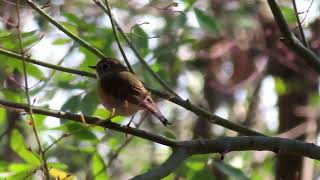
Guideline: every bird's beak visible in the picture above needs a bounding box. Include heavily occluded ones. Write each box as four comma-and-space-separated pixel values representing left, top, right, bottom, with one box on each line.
88, 65, 96, 69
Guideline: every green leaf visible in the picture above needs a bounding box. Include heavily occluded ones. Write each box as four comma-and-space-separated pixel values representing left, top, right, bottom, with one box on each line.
3, 58, 45, 80
274, 77, 287, 95
107, 134, 124, 150
5, 170, 34, 180
189, 167, 215, 180
0, 30, 39, 50
53, 38, 72, 45
131, 26, 149, 57
10, 130, 41, 165
9, 163, 37, 172
65, 122, 98, 141
0, 160, 8, 172
173, 13, 187, 28
184, 0, 197, 11
281, 6, 296, 24
64, 13, 85, 26
92, 153, 108, 180
60, 22, 79, 36
186, 161, 205, 171
213, 160, 249, 180
194, 8, 220, 36
64, 13, 91, 31
61, 95, 82, 113
162, 129, 176, 139
47, 162, 68, 170
80, 91, 99, 116
1, 89, 22, 103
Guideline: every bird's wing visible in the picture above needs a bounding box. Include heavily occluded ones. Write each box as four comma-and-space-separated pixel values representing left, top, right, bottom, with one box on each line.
99, 71, 148, 105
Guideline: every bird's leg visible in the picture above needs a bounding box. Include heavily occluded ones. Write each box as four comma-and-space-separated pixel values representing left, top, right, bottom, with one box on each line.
125, 115, 135, 138
126, 115, 135, 128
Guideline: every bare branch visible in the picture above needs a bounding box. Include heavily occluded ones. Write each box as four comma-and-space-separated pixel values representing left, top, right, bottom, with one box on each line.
15, 1, 49, 178
101, 0, 134, 73
1, 99, 319, 179
0, 99, 178, 147
26, 0, 106, 59
291, 0, 309, 48
267, 0, 320, 73
93, 0, 183, 100
133, 137, 320, 179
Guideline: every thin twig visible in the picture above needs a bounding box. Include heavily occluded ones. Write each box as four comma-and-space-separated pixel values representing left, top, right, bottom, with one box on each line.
129, 22, 169, 39
44, 133, 70, 153
300, 0, 314, 24
93, 116, 147, 179
0, 16, 17, 27
101, 0, 134, 73
291, 0, 309, 48
30, 45, 76, 94
26, 0, 106, 59
267, 0, 320, 73
94, 0, 183, 100
107, 116, 146, 168
0, 48, 96, 78
15, 1, 49, 179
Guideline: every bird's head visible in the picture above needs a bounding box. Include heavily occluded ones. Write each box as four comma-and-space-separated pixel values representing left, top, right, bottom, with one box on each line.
89, 58, 127, 78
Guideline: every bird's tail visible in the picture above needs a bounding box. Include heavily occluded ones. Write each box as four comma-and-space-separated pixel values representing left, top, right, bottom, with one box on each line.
141, 96, 171, 126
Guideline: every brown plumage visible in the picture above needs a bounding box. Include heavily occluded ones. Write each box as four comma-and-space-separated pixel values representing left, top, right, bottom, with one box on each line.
89, 58, 171, 126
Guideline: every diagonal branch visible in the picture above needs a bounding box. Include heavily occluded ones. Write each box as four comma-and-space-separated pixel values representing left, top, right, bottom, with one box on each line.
291, 0, 309, 48
93, 0, 182, 99
0, 48, 96, 78
15, 1, 49, 178
101, 0, 134, 73
26, 0, 106, 59
267, 0, 320, 73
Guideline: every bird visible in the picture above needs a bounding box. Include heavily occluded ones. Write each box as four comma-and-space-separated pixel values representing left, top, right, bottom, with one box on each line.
89, 58, 171, 126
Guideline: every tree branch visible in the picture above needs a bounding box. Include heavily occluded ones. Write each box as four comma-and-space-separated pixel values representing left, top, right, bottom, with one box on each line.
291, 0, 309, 48
267, 0, 320, 73
1, 99, 319, 179
93, 0, 182, 99
15, 1, 49, 178
133, 137, 320, 179
102, 0, 134, 73
130, 148, 190, 180
19, 0, 265, 136
0, 48, 96, 78
26, 0, 106, 59
0, 48, 264, 136
0, 99, 177, 147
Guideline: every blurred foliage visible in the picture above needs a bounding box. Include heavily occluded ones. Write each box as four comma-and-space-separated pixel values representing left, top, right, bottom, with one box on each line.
0, 0, 319, 179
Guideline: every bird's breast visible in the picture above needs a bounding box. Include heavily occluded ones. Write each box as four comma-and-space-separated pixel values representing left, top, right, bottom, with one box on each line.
97, 82, 141, 116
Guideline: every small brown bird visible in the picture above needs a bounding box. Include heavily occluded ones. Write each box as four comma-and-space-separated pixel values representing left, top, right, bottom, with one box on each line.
89, 58, 171, 126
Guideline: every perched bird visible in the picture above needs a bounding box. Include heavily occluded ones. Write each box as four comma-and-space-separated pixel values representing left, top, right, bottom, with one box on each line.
89, 58, 171, 126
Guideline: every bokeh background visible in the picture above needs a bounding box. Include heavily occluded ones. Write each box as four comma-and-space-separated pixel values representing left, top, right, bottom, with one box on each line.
0, 0, 320, 179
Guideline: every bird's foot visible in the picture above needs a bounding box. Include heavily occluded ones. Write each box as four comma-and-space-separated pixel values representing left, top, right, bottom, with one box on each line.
160, 118, 172, 126
125, 116, 135, 138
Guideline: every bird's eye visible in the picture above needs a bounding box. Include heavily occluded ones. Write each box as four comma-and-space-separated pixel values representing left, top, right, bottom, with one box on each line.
103, 64, 110, 69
